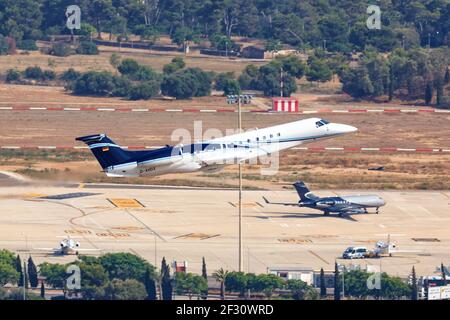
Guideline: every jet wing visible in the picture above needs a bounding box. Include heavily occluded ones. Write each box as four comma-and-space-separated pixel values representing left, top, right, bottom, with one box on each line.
262, 196, 299, 207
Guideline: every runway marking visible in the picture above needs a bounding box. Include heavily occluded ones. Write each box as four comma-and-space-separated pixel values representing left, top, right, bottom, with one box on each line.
308, 250, 329, 265
124, 209, 166, 242
2, 145, 449, 153
229, 202, 260, 208
278, 238, 312, 244
108, 198, 145, 208
1, 106, 449, 114
174, 233, 221, 240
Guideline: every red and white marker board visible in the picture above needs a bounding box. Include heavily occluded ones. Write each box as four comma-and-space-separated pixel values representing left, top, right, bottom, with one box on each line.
272, 98, 299, 112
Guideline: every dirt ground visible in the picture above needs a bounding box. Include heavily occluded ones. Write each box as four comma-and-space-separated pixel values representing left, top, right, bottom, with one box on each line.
0, 106, 448, 190
0, 48, 266, 75
0, 108, 448, 147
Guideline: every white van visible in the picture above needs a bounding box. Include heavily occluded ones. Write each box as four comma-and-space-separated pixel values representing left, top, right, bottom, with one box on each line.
342, 247, 367, 259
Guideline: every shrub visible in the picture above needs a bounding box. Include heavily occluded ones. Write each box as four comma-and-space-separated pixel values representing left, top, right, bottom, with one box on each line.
214, 72, 235, 91
73, 71, 115, 96
60, 68, 81, 82
76, 41, 99, 55
18, 39, 38, 51
111, 76, 132, 97
43, 70, 56, 81
24, 66, 44, 80
6, 69, 21, 83
50, 42, 72, 57
118, 58, 140, 75
222, 79, 240, 95
0, 35, 9, 55
129, 80, 160, 100
161, 68, 212, 99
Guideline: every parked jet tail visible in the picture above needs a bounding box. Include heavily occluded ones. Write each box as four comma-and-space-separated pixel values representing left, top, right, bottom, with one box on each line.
75, 134, 147, 169
293, 181, 320, 201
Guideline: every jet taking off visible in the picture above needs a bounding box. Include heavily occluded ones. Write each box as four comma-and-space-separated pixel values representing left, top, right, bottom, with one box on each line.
76, 118, 357, 177
263, 182, 386, 217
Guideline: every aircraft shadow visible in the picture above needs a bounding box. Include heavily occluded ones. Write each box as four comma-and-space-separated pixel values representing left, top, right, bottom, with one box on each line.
254, 211, 358, 222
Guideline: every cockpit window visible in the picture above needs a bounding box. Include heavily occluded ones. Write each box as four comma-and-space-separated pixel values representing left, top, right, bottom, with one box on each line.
315, 119, 330, 128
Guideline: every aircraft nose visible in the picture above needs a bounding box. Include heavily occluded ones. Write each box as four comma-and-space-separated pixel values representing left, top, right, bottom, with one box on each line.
331, 123, 358, 134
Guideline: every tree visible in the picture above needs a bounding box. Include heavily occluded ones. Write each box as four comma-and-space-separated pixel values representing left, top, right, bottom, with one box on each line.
40, 282, 45, 299
144, 267, 157, 300
105, 279, 147, 300
257, 64, 297, 97
222, 79, 240, 95
201, 257, 208, 300
212, 268, 228, 300
265, 40, 282, 57
175, 272, 208, 300
15, 255, 23, 286
73, 71, 116, 96
60, 68, 81, 82
344, 270, 371, 299
306, 57, 333, 82
24, 66, 44, 80
435, 76, 444, 107
163, 57, 186, 74
6, 69, 21, 83
277, 55, 307, 79
109, 53, 121, 71
0, 35, 10, 55
38, 262, 66, 289
78, 261, 109, 300
129, 81, 160, 100
161, 68, 212, 99
320, 268, 326, 298
50, 43, 72, 57
118, 58, 140, 75
76, 41, 99, 55
88, 0, 115, 39
253, 274, 284, 298
225, 272, 248, 297
287, 279, 318, 300
425, 82, 433, 105
410, 266, 418, 300
215, 72, 235, 91
441, 263, 447, 281
380, 273, 410, 299
334, 262, 341, 300
445, 69, 449, 85
28, 256, 38, 288
341, 66, 374, 98
99, 253, 155, 282
0, 262, 19, 286
160, 257, 172, 300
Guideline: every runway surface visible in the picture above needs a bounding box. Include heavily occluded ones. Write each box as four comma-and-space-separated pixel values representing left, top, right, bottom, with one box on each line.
0, 182, 449, 277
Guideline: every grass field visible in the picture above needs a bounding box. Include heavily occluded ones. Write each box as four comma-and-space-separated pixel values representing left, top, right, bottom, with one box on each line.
0, 47, 266, 75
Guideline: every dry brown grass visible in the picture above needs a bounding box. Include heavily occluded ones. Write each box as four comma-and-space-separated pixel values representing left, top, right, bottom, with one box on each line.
0, 48, 266, 75
3, 150, 449, 190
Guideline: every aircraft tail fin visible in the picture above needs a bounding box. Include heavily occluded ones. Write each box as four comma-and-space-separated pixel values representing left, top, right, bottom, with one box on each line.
293, 181, 319, 201
75, 134, 134, 169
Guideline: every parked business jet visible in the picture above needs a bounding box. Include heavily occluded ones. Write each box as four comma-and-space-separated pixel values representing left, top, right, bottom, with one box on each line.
34, 236, 101, 256
76, 118, 357, 177
263, 181, 386, 217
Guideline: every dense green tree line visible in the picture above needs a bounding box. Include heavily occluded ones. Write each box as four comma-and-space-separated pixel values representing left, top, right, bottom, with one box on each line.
0, 1, 448, 52
339, 47, 449, 107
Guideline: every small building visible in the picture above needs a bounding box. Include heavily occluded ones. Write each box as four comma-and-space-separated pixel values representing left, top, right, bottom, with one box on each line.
172, 260, 188, 273
267, 267, 314, 285
272, 98, 299, 112
241, 45, 267, 59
